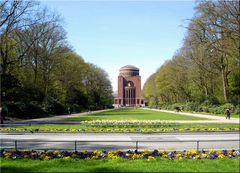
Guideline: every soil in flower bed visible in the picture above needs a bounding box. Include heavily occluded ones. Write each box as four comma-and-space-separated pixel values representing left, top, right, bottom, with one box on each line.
1, 158, 239, 173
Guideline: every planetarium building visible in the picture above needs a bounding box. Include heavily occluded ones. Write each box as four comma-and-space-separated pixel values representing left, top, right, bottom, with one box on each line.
114, 65, 145, 107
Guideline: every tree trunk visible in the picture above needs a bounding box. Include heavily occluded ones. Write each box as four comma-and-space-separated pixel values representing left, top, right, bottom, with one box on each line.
221, 66, 229, 102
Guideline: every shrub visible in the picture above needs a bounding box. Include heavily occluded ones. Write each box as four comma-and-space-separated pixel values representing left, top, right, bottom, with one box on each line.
43, 96, 66, 115
210, 103, 235, 114
6, 101, 47, 119
200, 106, 209, 112
234, 105, 240, 115
171, 103, 183, 111
71, 104, 83, 113
202, 97, 220, 106
183, 102, 200, 112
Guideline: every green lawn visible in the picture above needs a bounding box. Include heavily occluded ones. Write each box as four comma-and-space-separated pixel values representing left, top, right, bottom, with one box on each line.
67, 108, 208, 121
1, 158, 239, 173
1, 109, 239, 133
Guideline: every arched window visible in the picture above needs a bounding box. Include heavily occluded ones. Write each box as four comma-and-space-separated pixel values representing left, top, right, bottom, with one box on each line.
127, 81, 134, 87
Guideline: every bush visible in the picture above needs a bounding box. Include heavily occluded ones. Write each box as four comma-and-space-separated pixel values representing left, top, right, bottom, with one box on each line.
71, 104, 83, 113
171, 103, 183, 111
210, 103, 235, 114
234, 105, 240, 115
6, 101, 47, 119
159, 104, 170, 110
183, 102, 200, 112
43, 96, 66, 115
200, 105, 209, 112
202, 97, 220, 106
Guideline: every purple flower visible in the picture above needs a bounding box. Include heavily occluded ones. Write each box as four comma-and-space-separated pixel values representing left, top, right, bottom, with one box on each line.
152, 150, 159, 156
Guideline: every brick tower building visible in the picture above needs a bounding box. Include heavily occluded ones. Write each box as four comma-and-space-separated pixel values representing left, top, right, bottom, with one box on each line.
114, 65, 144, 107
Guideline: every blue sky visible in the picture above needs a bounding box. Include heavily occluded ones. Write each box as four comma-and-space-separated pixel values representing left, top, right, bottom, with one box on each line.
41, 0, 196, 92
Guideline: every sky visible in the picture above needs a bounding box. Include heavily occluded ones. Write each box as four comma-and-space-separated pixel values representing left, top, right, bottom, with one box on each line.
41, 0, 196, 92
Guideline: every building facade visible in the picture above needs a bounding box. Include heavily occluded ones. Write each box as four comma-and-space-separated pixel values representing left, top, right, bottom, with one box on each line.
114, 65, 145, 107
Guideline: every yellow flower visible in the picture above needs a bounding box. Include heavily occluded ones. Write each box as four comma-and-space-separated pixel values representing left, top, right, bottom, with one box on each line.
43, 156, 50, 160
4, 152, 12, 159
110, 155, 118, 160
53, 151, 60, 155
147, 156, 155, 161
91, 156, 98, 160
178, 156, 183, 160
131, 154, 140, 160
201, 153, 207, 159
63, 156, 71, 160
143, 150, 150, 155
176, 153, 182, 158
162, 150, 167, 155
195, 155, 200, 159
162, 154, 168, 158
218, 154, 225, 159
93, 150, 102, 156
209, 149, 215, 154
186, 150, 197, 155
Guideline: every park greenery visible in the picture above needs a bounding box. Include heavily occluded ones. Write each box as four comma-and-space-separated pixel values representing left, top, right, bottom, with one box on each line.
1, 150, 239, 172
67, 109, 208, 121
1, 158, 239, 173
1, 109, 239, 133
143, 1, 240, 115
0, 0, 113, 120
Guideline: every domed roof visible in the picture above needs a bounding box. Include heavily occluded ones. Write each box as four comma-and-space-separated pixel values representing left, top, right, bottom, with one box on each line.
119, 65, 139, 71
119, 65, 139, 77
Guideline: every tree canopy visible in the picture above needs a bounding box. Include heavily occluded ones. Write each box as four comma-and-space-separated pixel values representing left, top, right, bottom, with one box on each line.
143, 1, 239, 108
0, 0, 113, 120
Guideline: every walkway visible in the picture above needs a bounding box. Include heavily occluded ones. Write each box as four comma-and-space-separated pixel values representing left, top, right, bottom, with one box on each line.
5, 109, 110, 124
1, 132, 239, 151
146, 108, 239, 124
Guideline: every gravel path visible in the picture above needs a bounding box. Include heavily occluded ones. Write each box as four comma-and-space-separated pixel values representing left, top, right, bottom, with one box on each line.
5, 109, 110, 124
146, 108, 239, 124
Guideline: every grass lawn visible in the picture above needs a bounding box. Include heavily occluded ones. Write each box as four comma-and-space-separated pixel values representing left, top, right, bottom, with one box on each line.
1, 158, 239, 173
67, 108, 208, 121
1, 109, 238, 132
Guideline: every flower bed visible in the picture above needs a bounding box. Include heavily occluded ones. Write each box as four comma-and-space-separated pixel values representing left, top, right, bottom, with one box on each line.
0, 127, 239, 133
1, 149, 239, 161
81, 120, 179, 127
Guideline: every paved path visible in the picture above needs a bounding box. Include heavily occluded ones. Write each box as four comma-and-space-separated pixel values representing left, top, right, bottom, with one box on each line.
1, 132, 239, 151
5, 109, 111, 124
145, 108, 240, 124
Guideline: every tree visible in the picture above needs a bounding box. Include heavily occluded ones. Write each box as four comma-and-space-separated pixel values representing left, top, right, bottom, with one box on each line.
143, 0, 239, 106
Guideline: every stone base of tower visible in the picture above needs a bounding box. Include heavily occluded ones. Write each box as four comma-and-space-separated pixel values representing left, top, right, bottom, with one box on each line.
113, 97, 145, 108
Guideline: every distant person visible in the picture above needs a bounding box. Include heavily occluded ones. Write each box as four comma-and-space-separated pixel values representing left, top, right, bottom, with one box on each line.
0, 107, 3, 124
68, 107, 71, 115
225, 109, 231, 120
175, 106, 181, 112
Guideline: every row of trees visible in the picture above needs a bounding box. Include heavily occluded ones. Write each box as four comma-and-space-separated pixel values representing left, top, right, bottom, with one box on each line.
0, 0, 113, 119
143, 1, 239, 111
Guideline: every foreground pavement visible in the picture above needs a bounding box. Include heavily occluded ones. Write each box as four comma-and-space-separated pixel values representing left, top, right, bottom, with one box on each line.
1, 132, 239, 151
